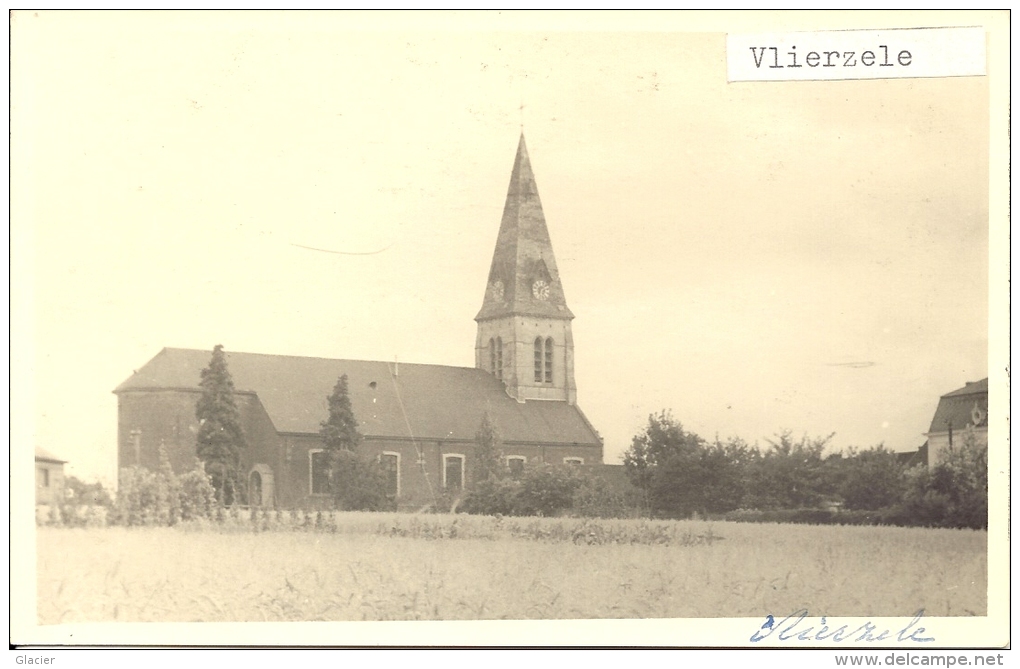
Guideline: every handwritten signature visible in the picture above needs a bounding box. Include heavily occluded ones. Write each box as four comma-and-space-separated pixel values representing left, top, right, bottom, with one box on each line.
750, 609, 934, 643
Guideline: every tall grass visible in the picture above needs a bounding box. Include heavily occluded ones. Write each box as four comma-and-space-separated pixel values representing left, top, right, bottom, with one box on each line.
172, 510, 723, 547
36, 514, 986, 624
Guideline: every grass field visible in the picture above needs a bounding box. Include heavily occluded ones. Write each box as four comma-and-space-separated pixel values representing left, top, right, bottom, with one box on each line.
36, 514, 986, 623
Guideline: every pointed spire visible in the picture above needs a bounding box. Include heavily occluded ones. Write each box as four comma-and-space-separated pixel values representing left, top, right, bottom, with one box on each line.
507, 133, 539, 200
476, 135, 573, 321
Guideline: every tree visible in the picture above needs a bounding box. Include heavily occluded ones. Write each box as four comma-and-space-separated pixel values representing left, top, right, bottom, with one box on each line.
320, 374, 362, 453
743, 431, 833, 510
642, 436, 749, 518
319, 374, 388, 510
623, 411, 746, 517
935, 427, 988, 529
835, 446, 907, 511
111, 458, 216, 526
473, 411, 504, 483
329, 450, 390, 511
901, 427, 987, 529
195, 344, 247, 505
158, 440, 182, 525
460, 476, 521, 516
178, 458, 218, 521
623, 410, 706, 493
64, 475, 113, 507
514, 464, 583, 517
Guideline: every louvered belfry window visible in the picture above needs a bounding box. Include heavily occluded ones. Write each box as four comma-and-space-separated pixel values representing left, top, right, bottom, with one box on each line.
534, 337, 554, 383
534, 338, 543, 382
545, 337, 553, 383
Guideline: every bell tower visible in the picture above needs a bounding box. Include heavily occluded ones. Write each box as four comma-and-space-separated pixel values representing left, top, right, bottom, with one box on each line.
475, 134, 577, 404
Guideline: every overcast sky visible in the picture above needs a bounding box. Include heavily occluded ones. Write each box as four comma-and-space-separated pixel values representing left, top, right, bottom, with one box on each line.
13, 12, 1002, 485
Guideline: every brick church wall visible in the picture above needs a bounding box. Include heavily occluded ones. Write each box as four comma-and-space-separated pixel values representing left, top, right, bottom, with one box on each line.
117, 389, 281, 484
118, 386, 603, 509
274, 435, 602, 511
118, 389, 207, 474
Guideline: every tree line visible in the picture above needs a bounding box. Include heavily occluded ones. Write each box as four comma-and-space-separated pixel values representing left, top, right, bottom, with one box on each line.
621, 410, 987, 529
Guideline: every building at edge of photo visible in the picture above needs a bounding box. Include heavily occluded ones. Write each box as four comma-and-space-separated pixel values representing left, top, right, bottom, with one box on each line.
113, 134, 604, 510
36, 447, 67, 507
922, 377, 988, 468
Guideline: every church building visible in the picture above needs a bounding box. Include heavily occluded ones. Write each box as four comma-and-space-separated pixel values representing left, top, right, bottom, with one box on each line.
114, 135, 603, 510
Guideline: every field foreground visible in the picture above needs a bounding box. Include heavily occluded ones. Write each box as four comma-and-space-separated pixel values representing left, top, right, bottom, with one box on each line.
36, 514, 986, 623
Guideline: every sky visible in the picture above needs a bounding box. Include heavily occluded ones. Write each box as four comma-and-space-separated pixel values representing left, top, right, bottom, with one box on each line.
12, 11, 1002, 487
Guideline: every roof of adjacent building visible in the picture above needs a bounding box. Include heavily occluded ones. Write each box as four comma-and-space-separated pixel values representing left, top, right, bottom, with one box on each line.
475, 134, 574, 322
114, 348, 602, 446
942, 378, 988, 398
35, 447, 66, 464
895, 442, 928, 468
927, 378, 989, 434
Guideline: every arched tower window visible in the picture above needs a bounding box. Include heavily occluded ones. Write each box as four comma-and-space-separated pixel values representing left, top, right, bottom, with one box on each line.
495, 337, 503, 380
545, 337, 554, 383
534, 338, 543, 382
489, 338, 496, 374
534, 337, 554, 384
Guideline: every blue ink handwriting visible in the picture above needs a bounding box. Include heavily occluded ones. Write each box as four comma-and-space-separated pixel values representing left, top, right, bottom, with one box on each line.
750, 610, 934, 644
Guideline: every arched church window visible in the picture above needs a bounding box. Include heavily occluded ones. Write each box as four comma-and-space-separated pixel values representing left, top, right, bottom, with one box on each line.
545, 338, 554, 383
506, 455, 526, 478
489, 338, 496, 374
534, 338, 543, 382
443, 454, 465, 490
380, 452, 400, 498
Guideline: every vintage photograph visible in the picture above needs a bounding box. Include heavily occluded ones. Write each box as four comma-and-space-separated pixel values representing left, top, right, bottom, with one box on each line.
12, 11, 1008, 648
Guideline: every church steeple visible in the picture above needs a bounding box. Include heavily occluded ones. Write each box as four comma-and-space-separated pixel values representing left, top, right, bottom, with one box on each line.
476, 134, 573, 321
475, 135, 577, 404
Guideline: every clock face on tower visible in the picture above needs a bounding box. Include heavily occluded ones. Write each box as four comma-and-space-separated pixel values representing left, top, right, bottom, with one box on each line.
532, 279, 550, 301
490, 280, 505, 301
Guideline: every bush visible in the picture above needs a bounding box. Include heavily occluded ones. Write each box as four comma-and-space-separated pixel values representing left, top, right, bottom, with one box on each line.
459, 477, 521, 516
110, 458, 218, 527
835, 446, 909, 511
329, 450, 393, 512
461, 464, 582, 517
64, 476, 114, 508
39, 476, 115, 528
513, 464, 582, 517
111, 466, 161, 526
571, 474, 634, 519
178, 460, 218, 521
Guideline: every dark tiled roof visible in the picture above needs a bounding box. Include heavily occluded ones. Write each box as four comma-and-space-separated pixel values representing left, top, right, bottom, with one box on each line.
115, 348, 602, 445
35, 447, 66, 463
927, 378, 989, 433
943, 378, 988, 397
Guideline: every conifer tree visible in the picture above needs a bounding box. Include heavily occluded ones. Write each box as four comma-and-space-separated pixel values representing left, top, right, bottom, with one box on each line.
195, 344, 247, 505
319, 374, 386, 510
320, 374, 362, 453
474, 411, 505, 483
